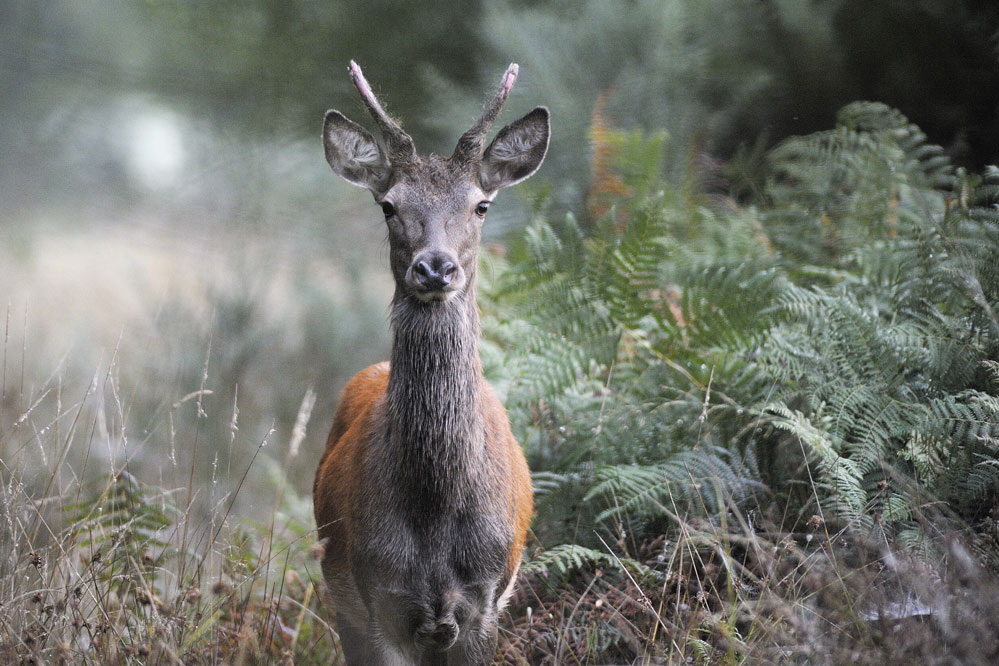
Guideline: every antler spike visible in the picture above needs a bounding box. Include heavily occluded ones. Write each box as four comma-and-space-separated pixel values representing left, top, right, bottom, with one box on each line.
452, 63, 519, 164
349, 60, 417, 166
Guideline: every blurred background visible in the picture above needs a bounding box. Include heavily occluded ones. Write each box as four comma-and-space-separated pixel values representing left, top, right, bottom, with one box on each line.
3, 0, 998, 520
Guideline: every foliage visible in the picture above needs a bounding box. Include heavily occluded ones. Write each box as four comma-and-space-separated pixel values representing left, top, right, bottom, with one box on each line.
475, 0, 999, 215
13, 0, 999, 224
5, 2, 999, 663
757, 102, 999, 545
480, 100, 999, 661
482, 123, 778, 553
3, 97, 999, 663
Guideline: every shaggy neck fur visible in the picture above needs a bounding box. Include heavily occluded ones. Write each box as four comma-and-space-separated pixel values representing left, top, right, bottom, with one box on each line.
386, 281, 484, 510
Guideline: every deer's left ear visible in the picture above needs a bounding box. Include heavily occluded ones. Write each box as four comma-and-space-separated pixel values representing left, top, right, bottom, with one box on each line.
479, 106, 550, 192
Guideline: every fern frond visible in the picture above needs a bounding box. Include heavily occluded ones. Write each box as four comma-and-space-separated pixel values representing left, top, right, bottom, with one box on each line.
523, 543, 662, 583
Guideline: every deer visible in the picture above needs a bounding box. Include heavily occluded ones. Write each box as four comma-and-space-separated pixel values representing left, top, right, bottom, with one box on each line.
313, 61, 548, 665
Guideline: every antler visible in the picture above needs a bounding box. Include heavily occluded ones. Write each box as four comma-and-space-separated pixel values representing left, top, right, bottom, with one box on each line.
349, 60, 417, 166
452, 63, 518, 165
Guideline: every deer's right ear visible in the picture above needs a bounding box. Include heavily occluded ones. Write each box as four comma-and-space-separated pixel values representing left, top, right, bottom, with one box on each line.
323, 110, 391, 193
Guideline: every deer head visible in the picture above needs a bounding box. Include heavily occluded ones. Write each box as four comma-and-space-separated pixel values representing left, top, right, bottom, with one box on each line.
322, 62, 550, 303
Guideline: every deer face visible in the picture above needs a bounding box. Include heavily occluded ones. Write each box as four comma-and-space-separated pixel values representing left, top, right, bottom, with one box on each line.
376, 158, 486, 302
322, 62, 549, 303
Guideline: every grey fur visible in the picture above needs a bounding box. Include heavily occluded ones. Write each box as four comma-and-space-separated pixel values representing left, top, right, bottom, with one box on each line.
317, 63, 549, 665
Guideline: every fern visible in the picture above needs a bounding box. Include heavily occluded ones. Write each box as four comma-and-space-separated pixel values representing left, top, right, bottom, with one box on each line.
755, 102, 999, 536
489, 101, 999, 565
521, 543, 661, 584
57, 472, 182, 652
64, 471, 178, 575
764, 101, 954, 267
765, 403, 867, 525
585, 447, 766, 527
482, 128, 779, 559
481, 97, 999, 663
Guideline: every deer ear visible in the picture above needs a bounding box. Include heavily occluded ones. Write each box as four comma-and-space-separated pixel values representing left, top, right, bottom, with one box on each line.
323, 110, 391, 193
479, 106, 550, 192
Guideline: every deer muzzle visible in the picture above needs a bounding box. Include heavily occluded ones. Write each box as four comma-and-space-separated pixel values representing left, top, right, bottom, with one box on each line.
415, 617, 459, 651
406, 250, 463, 301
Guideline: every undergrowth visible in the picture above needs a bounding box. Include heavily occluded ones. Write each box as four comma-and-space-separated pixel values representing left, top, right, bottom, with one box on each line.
3, 102, 999, 664
0, 357, 341, 665
481, 101, 999, 663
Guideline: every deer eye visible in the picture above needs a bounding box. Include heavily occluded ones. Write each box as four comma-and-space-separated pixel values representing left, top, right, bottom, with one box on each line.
380, 201, 396, 218
475, 202, 490, 217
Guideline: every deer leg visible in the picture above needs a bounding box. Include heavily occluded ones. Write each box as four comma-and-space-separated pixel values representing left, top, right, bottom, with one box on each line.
334, 614, 377, 666
339, 618, 419, 666
336, 615, 414, 666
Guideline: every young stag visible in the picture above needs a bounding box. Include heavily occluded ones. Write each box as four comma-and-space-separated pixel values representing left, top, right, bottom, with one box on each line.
313, 62, 549, 664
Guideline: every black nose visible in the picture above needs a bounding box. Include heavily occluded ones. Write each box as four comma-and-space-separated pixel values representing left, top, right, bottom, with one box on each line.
413, 256, 457, 291
417, 619, 459, 650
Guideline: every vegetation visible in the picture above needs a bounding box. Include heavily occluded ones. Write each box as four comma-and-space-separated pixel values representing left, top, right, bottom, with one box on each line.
4, 99, 999, 664
477, 101, 999, 663
5, 2, 999, 663
8, 0, 999, 219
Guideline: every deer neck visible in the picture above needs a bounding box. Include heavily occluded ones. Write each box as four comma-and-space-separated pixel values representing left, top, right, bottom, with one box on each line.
386, 285, 484, 503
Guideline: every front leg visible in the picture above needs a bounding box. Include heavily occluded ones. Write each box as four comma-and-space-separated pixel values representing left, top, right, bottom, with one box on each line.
369, 618, 424, 666
335, 609, 421, 666
334, 613, 377, 666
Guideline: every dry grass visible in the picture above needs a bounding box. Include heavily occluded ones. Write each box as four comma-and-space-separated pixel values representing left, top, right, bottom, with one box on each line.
1, 364, 343, 665
496, 511, 999, 665
0, 215, 381, 664
3, 221, 999, 665
5, 329, 999, 665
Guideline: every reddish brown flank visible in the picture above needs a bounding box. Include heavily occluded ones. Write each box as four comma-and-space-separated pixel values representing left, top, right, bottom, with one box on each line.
313, 362, 389, 571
